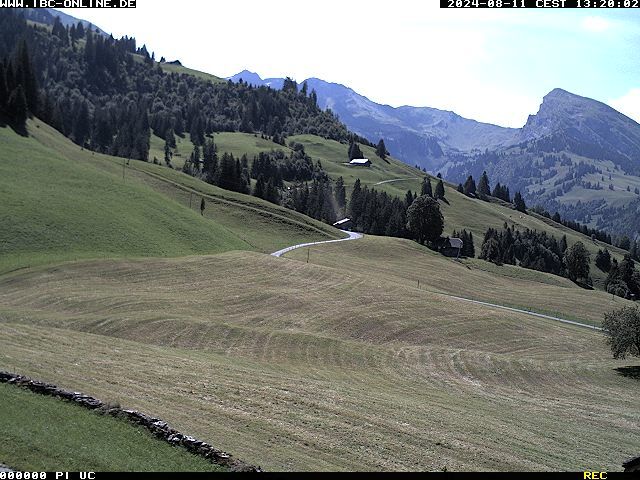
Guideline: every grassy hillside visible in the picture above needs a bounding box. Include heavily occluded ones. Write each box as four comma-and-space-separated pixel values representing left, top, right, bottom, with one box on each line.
285, 235, 634, 326
0, 250, 637, 471
158, 130, 628, 289
0, 122, 249, 274
0, 382, 226, 472
0, 121, 343, 273
159, 62, 226, 84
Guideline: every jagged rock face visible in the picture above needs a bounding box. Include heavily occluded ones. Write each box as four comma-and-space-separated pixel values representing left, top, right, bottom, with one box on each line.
520, 88, 640, 168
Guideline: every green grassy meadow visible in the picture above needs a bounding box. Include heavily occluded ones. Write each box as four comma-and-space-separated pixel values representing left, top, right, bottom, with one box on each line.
0, 249, 637, 471
0, 121, 342, 274
0, 382, 226, 472
1, 121, 639, 472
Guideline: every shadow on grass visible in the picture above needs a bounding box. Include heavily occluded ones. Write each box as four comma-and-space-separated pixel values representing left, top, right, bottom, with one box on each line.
615, 366, 640, 380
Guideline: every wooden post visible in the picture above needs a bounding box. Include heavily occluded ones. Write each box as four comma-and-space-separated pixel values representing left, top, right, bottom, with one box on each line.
122, 158, 125, 181
417, 279, 420, 289
307, 248, 310, 264
189, 193, 193, 209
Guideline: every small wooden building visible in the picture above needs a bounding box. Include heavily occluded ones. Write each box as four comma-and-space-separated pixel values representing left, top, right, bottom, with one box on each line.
441, 237, 463, 258
333, 218, 353, 231
349, 158, 371, 167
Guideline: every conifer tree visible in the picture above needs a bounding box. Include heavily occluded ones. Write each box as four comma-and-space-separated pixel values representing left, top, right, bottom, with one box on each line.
435, 179, 445, 200
7, 84, 27, 128
375, 139, 387, 160
421, 177, 433, 197
513, 191, 526, 213
463, 175, 476, 196
335, 176, 346, 213
478, 171, 491, 200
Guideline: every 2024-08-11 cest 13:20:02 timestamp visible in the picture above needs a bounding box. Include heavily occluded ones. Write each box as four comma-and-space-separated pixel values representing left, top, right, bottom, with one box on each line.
444, 0, 640, 7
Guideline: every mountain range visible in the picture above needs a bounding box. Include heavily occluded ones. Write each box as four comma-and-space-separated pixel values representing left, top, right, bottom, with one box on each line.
230, 71, 640, 238
229, 70, 519, 170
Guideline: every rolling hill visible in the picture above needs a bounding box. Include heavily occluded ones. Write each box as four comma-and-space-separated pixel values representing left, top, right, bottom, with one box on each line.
1, 9, 639, 474
0, 119, 342, 274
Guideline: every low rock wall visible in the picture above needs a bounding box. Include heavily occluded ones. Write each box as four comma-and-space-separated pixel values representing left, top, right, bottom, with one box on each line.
0, 371, 261, 472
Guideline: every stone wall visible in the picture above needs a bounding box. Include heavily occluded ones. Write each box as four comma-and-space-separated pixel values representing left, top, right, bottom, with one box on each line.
0, 371, 261, 472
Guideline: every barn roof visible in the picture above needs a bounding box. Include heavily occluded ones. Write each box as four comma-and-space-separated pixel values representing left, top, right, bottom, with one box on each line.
333, 218, 351, 227
448, 237, 463, 249
349, 158, 371, 165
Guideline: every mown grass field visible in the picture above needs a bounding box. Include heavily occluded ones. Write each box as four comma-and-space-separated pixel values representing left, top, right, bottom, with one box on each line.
2, 121, 638, 471
0, 121, 342, 274
285, 235, 634, 327
0, 382, 226, 472
0, 248, 638, 471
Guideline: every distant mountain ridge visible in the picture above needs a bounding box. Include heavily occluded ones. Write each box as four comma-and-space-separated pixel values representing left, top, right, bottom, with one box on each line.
228, 70, 518, 169
230, 71, 640, 238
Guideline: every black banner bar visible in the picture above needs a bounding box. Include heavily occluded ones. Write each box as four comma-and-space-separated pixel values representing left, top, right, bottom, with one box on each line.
441, 0, 640, 7
0, 0, 136, 7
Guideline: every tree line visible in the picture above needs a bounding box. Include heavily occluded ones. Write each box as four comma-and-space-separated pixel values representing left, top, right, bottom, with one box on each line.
0, 10, 367, 161
479, 224, 595, 284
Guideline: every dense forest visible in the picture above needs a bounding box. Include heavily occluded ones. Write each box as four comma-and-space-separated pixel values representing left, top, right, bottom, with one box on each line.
0, 10, 369, 160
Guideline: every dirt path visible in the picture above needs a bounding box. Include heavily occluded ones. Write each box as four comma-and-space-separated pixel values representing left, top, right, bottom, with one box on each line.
373, 177, 420, 186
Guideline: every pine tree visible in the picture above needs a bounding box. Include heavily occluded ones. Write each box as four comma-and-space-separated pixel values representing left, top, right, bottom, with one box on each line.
7, 85, 27, 128
478, 171, 491, 200
190, 144, 201, 173
253, 174, 265, 199
463, 176, 476, 196
375, 139, 387, 160
348, 141, 363, 161
335, 176, 346, 213
0, 61, 7, 113
15, 40, 38, 114
513, 191, 526, 213
435, 179, 445, 200
163, 138, 173, 167
421, 177, 433, 197
349, 179, 364, 228
405, 190, 414, 207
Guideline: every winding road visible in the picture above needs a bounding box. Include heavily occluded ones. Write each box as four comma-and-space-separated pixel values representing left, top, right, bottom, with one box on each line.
271, 230, 363, 258
272, 231, 603, 332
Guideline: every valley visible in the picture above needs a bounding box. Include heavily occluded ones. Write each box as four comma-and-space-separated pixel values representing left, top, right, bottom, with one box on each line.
0, 7, 639, 474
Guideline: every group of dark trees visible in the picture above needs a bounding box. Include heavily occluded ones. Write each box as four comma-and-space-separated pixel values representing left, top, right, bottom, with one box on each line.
456, 172, 526, 212
286, 175, 343, 224
531, 206, 613, 245
598, 251, 640, 300
0, 10, 365, 162
420, 176, 446, 201
348, 180, 411, 238
0, 39, 38, 131
479, 224, 592, 282
183, 143, 251, 195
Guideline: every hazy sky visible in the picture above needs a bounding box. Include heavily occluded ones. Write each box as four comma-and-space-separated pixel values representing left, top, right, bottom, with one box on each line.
60, 1, 640, 128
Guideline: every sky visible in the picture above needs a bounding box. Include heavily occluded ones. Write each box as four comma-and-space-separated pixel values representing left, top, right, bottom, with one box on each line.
60, 1, 640, 128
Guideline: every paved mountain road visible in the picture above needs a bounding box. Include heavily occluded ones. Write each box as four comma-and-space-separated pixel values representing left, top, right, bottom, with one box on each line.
271, 230, 363, 258
272, 231, 602, 332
